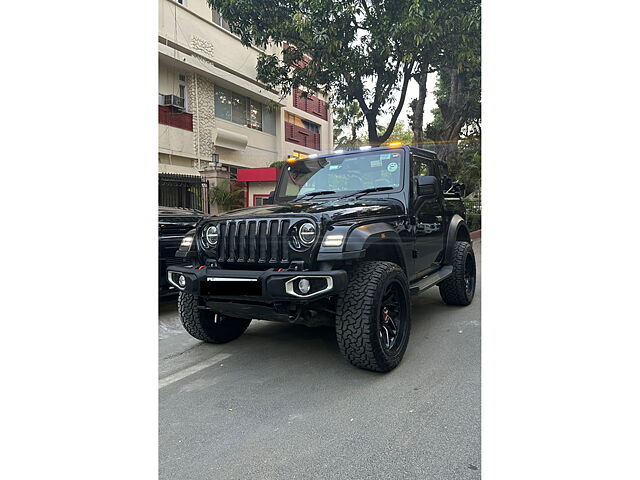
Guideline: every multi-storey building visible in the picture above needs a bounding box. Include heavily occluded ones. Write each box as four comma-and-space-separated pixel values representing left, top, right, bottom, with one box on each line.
158, 0, 332, 211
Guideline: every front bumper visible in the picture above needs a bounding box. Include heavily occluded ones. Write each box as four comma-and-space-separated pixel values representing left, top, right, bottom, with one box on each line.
166, 265, 348, 303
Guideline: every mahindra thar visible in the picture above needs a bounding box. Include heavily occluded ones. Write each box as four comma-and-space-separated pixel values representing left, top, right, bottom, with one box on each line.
167, 145, 476, 372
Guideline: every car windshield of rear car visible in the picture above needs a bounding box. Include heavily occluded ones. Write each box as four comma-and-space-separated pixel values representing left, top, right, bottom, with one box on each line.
275, 149, 405, 201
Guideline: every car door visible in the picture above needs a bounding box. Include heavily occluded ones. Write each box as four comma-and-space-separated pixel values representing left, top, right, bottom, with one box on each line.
411, 155, 445, 276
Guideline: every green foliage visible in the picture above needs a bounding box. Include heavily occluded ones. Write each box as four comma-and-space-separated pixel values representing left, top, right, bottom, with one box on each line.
379, 120, 414, 145
455, 139, 481, 193
269, 160, 287, 168
463, 195, 481, 232
333, 101, 365, 148
209, 180, 245, 212
466, 212, 481, 232
207, 0, 479, 144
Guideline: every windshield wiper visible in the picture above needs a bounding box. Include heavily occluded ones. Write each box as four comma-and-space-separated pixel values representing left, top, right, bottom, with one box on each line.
334, 186, 394, 201
293, 190, 336, 201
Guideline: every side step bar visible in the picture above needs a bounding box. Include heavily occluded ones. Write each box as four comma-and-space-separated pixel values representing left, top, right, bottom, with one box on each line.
409, 266, 453, 295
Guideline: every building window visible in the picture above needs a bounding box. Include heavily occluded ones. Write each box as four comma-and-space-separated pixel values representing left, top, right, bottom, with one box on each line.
253, 194, 269, 206
231, 93, 246, 125
215, 86, 232, 121
214, 85, 275, 135
285, 112, 321, 150
178, 73, 187, 108
285, 112, 320, 133
248, 100, 263, 131
212, 9, 230, 30
263, 106, 276, 135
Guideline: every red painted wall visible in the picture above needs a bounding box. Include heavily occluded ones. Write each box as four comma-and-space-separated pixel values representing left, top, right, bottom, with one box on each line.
158, 105, 193, 131
284, 122, 321, 150
237, 167, 279, 182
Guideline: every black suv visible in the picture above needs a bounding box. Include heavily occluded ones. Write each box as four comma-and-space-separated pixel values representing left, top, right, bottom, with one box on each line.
159, 206, 205, 296
168, 146, 476, 372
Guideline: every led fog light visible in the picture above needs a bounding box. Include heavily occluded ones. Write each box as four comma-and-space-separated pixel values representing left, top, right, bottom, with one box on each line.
298, 278, 311, 294
178, 275, 186, 288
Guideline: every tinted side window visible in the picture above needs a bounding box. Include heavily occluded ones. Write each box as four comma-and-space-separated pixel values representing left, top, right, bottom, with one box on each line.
412, 157, 432, 177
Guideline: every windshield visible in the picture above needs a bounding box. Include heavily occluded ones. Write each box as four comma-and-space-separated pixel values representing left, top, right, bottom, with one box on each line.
276, 150, 405, 201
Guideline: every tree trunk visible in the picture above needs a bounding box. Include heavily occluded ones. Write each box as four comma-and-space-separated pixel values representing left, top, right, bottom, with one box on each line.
411, 72, 428, 145
426, 69, 469, 173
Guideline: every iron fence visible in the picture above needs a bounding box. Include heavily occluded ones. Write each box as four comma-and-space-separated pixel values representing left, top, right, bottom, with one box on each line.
159, 174, 209, 213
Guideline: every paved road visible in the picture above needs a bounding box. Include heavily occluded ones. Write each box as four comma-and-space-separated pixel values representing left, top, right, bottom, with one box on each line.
159, 241, 480, 479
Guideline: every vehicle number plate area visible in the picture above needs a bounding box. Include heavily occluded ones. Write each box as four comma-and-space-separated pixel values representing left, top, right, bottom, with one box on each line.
200, 278, 261, 296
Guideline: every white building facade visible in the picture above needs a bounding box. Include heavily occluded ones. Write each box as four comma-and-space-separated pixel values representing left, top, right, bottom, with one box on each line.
158, 0, 333, 210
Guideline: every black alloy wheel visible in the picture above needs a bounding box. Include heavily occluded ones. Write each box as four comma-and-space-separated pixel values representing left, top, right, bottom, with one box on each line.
439, 241, 476, 306
379, 281, 408, 353
335, 261, 412, 372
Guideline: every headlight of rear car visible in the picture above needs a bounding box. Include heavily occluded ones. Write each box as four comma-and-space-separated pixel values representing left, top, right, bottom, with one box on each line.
204, 225, 219, 246
298, 222, 317, 246
180, 235, 193, 248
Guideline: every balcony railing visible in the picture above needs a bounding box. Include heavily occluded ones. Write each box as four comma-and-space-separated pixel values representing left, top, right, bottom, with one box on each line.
285, 122, 320, 150
159, 105, 193, 131
292, 88, 328, 121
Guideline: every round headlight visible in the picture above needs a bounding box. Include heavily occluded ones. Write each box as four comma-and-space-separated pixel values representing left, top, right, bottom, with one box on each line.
299, 222, 317, 246
204, 225, 219, 246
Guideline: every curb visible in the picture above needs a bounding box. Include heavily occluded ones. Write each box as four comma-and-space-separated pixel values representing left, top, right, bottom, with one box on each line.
471, 229, 481, 239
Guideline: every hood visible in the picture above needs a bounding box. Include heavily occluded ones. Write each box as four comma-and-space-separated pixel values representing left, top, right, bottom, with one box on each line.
214, 197, 405, 224
158, 206, 206, 223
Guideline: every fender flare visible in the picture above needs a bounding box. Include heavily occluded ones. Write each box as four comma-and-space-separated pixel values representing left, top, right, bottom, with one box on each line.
444, 215, 471, 265
342, 222, 407, 271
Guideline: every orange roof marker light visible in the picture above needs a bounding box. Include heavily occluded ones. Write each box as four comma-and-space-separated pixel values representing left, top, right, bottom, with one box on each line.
286, 156, 297, 163
386, 141, 403, 147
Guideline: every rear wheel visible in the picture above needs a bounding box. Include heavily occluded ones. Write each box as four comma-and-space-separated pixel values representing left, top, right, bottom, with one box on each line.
335, 261, 411, 372
439, 241, 476, 306
178, 292, 251, 343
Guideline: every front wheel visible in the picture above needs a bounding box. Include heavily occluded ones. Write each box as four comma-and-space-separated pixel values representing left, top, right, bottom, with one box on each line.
335, 261, 411, 372
439, 241, 476, 306
178, 292, 251, 343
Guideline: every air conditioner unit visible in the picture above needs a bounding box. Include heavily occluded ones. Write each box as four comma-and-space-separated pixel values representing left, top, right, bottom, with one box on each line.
163, 94, 185, 110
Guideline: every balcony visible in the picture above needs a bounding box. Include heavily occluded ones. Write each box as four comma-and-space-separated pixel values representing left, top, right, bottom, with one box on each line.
285, 122, 321, 150
159, 105, 193, 131
292, 88, 328, 121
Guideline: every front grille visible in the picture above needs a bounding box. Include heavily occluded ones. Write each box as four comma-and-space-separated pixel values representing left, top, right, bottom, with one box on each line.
165, 256, 187, 267
216, 218, 292, 265
159, 221, 197, 237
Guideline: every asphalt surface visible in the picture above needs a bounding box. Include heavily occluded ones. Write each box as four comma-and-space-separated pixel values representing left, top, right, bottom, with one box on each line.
159, 241, 480, 479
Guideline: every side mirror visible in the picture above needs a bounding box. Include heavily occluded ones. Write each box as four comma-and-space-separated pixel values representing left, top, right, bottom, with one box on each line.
416, 176, 439, 199
263, 191, 275, 205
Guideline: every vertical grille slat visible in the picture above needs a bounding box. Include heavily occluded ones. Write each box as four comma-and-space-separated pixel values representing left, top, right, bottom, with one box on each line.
248, 221, 257, 262
270, 220, 279, 263
258, 221, 268, 263
264, 220, 272, 263
237, 221, 247, 262
280, 220, 289, 263
217, 222, 227, 261
213, 217, 301, 267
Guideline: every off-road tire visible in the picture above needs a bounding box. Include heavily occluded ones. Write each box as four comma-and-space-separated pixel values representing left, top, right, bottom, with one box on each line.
178, 292, 251, 343
439, 241, 476, 306
335, 261, 411, 372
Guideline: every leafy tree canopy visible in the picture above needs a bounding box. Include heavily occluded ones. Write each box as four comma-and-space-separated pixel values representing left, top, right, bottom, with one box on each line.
208, 0, 478, 145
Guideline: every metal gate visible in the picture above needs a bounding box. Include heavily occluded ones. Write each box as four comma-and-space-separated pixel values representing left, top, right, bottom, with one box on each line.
159, 174, 209, 213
